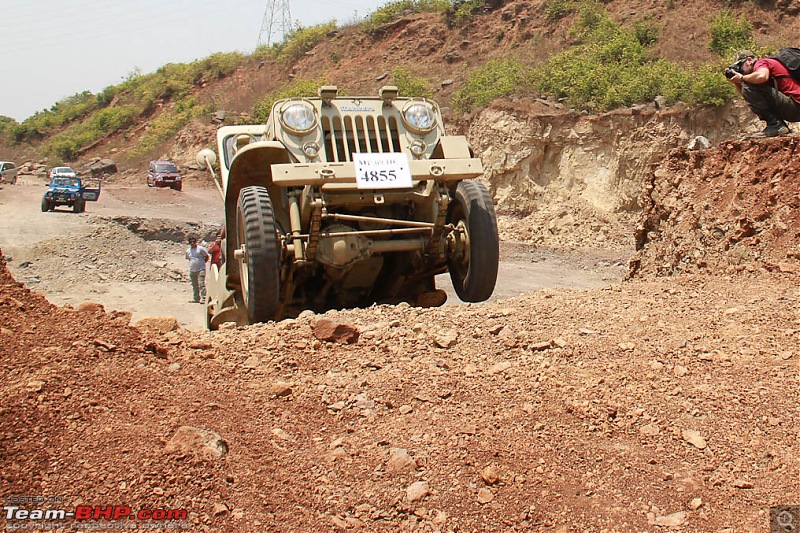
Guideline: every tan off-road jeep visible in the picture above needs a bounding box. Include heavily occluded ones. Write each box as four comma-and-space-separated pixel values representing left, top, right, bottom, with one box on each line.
197, 85, 498, 329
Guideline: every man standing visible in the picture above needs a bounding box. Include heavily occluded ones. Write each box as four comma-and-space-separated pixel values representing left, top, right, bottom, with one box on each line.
185, 237, 209, 303
728, 49, 800, 137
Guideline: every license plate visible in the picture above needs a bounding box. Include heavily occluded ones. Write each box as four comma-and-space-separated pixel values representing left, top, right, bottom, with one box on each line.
353, 153, 413, 190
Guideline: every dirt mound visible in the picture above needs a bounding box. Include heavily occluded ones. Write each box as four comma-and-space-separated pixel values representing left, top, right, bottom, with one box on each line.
3, 240, 800, 531
629, 136, 800, 278
9, 216, 223, 292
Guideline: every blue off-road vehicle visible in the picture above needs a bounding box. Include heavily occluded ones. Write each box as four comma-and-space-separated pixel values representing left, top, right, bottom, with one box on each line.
41, 170, 102, 213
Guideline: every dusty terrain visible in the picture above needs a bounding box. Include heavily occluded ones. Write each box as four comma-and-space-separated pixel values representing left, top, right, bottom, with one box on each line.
1, 137, 799, 532
0, 179, 627, 330
2, 1, 800, 532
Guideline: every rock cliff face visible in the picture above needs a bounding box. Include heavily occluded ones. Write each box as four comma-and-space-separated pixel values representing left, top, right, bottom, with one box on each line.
469, 99, 759, 216
463, 98, 762, 250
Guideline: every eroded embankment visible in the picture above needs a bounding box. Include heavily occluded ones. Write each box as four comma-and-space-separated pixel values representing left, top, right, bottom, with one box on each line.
628, 136, 800, 278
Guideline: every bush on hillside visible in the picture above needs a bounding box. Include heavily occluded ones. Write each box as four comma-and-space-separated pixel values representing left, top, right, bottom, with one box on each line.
363, 0, 449, 33
544, 0, 580, 21
251, 79, 331, 124
709, 10, 754, 57
41, 106, 138, 161
634, 17, 660, 47
392, 67, 433, 98
452, 59, 531, 113
8, 91, 99, 143
0, 116, 15, 138
10, 51, 245, 152
132, 97, 209, 156
445, 0, 485, 25
454, 2, 736, 113
276, 22, 338, 62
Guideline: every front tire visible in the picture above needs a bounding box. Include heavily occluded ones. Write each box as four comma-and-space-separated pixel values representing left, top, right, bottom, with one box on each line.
73, 199, 85, 213
236, 186, 281, 323
41, 197, 50, 212
447, 180, 499, 302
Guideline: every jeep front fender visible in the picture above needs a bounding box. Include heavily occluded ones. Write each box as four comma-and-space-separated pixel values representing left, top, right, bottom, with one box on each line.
224, 141, 293, 260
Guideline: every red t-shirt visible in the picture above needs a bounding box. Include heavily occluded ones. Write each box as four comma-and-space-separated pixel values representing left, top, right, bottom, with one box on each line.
207, 242, 222, 266
754, 57, 800, 104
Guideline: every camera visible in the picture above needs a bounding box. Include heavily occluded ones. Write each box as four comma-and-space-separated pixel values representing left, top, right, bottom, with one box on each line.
725, 59, 746, 79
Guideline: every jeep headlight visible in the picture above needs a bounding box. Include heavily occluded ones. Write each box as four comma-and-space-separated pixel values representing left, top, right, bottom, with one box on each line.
280, 101, 317, 135
402, 102, 436, 134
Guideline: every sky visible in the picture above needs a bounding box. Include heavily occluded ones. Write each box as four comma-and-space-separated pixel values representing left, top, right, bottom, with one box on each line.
0, 0, 389, 122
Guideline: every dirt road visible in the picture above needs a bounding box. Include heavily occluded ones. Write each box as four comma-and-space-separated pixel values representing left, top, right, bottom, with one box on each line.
0, 182, 627, 329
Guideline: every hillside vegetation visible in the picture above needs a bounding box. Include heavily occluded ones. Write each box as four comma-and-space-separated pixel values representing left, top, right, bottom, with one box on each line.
0, 0, 792, 165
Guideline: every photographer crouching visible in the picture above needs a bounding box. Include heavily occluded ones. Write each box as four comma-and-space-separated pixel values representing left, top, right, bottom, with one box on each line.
726, 49, 800, 138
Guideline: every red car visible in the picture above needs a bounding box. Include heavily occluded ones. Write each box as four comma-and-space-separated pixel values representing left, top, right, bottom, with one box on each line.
147, 160, 182, 191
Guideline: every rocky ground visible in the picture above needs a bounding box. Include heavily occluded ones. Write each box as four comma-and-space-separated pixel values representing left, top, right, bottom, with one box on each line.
1, 136, 799, 532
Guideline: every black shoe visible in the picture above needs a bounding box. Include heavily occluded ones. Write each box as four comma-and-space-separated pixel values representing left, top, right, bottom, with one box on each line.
760, 122, 790, 137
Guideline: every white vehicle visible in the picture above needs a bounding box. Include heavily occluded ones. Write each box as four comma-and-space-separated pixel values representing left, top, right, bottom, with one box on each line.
0, 161, 18, 184
48, 166, 77, 180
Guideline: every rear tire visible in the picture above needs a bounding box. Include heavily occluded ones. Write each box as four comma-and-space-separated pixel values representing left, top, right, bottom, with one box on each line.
236, 186, 281, 323
447, 180, 499, 302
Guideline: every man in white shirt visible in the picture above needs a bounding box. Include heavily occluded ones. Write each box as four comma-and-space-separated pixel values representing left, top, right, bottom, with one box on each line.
185, 237, 209, 303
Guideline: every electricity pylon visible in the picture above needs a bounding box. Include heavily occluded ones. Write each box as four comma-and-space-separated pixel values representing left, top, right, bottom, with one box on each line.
257, 0, 292, 48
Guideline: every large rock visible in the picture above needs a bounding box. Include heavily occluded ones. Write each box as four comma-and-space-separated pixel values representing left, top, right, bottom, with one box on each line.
311, 319, 359, 344
165, 426, 228, 460
83, 158, 118, 177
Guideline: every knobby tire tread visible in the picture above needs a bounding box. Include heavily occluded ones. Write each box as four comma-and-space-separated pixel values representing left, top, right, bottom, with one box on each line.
449, 180, 499, 302
237, 186, 281, 323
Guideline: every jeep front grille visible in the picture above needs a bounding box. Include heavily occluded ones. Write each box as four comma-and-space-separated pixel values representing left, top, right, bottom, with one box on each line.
321, 115, 402, 162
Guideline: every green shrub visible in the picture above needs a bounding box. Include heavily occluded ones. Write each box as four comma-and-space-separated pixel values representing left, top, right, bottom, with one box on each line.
544, 0, 579, 22
634, 17, 660, 46
446, 0, 485, 25
686, 63, 736, 107
277, 22, 337, 62
11, 51, 247, 148
41, 106, 139, 160
199, 52, 244, 79
14, 91, 100, 141
251, 79, 330, 123
133, 98, 209, 155
364, 0, 449, 33
709, 10, 754, 57
251, 44, 277, 62
452, 59, 531, 113
0, 116, 15, 137
524, 4, 734, 112
392, 67, 432, 98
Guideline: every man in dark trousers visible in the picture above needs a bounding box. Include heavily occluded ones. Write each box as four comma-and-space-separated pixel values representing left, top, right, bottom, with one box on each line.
185, 237, 209, 303
728, 49, 800, 137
